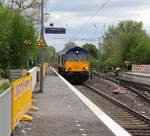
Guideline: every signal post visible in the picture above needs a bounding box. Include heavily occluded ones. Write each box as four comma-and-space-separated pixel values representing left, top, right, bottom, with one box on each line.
39, 0, 44, 93
38, 0, 66, 93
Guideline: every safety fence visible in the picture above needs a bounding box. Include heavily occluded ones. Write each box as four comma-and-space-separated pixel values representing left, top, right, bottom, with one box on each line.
0, 64, 49, 136
11, 75, 33, 129
0, 66, 39, 136
132, 65, 150, 73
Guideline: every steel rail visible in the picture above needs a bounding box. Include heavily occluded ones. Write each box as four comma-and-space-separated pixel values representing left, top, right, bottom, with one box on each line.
84, 83, 150, 125
115, 77, 150, 91
93, 71, 150, 104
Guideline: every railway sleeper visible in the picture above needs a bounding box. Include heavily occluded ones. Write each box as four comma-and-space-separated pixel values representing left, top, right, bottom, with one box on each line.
119, 122, 147, 125
130, 133, 150, 136
116, 121, 145, 125
114, 120, 146, 123
124, 126, 150, 130
111, 116, 137, 120
128, 129, 150, 133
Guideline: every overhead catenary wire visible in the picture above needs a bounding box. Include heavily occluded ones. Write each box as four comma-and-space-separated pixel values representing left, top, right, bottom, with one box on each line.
49, 0, 143, 45
46, 0, 148, 47
73, 0, 111, 39
46, 0, 111, 45
72, 0, 143, 44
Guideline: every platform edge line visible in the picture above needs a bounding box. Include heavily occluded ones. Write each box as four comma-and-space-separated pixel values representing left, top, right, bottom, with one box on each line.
50, 67, 132, 136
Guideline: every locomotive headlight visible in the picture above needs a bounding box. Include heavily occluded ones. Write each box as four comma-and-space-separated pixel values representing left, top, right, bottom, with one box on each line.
75, 50, 79, 54
66, 67, 71, 71
83, 67, 88, 70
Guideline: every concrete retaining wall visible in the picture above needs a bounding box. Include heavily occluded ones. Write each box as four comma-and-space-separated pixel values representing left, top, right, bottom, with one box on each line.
28, 67, 37, 90
0, 87, 12, 136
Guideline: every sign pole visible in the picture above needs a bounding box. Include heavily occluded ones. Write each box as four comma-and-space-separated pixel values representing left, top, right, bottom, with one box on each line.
24, 40, 32, 70
26, 46, 29, 70
39, 0, 44, 93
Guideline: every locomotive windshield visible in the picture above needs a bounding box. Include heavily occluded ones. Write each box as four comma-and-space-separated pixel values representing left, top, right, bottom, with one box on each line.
65, 52, 89, 61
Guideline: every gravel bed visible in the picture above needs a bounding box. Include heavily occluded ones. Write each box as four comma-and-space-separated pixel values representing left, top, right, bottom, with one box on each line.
86, 76, 150, 118
75, 85, 143, 124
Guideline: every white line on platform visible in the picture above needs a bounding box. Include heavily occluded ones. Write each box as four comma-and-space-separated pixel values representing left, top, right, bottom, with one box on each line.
51, 67, 131, 136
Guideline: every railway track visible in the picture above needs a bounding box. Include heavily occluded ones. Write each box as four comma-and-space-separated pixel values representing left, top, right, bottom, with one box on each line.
114, 78, 150, 104
93, 71, 150, 104
75, 84, 150, 136
115, 78, 150, 91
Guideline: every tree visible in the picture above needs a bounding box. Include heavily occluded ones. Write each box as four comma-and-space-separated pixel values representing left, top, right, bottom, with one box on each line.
4, 0, 41, 12
0, 7, 14, 70
82, 43, 99, 68
45, 46, 57, 64
62, 41, 77, 51
82, 43, 99, 59
0, 5, 37, 74
2, 0, 49, 25
101, 20, 150, 66
9, 12, 36, 69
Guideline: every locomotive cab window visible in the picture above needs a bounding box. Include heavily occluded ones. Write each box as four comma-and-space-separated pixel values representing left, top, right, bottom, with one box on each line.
65, 52, 89, 61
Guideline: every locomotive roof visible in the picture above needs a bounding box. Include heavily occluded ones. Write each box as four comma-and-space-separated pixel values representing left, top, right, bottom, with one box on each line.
59, 46, 89, 55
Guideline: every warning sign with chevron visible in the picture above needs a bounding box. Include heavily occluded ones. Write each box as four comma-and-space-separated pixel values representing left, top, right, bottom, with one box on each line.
24, 40, 32, 45
37, 38, 45, 47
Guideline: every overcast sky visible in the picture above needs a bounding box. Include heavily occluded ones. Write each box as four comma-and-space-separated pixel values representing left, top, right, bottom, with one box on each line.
44, 0, 150, 51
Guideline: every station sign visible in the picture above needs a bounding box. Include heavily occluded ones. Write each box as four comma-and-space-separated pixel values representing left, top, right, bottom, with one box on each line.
45, 27, 66, 34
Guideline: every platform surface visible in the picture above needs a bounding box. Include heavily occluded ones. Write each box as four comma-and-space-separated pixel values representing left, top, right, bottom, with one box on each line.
126, 72, 150, 77
27, 69, 131, 136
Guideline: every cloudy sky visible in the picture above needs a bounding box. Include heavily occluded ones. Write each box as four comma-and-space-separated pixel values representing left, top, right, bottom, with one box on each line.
44, 0, 150, 51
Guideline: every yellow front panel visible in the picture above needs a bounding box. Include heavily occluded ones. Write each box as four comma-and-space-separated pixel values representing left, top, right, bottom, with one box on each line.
12, 75, 32, 129
65, 61, 90, 71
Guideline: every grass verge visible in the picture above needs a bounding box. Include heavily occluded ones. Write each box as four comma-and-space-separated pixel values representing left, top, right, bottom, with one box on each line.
0, 82, 11, 94
117, 71, 125, 78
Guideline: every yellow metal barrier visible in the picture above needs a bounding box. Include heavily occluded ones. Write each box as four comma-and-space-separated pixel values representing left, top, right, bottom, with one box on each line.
36, 63, 49, 77
44, 63, 49, 74
11, 75, 32, 129
44, 63, 49, 67
37, 66, 45, 76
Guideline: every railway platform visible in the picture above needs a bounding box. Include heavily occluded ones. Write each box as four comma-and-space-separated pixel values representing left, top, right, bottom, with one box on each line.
124, 72, 150, 85
15, 68, 131, 136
